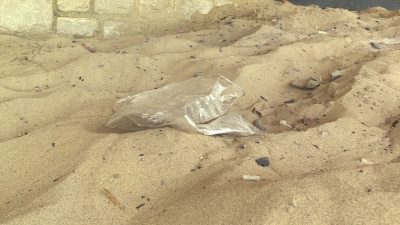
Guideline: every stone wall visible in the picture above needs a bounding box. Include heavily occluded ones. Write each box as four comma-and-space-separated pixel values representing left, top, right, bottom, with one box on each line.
0, 0, 235, 38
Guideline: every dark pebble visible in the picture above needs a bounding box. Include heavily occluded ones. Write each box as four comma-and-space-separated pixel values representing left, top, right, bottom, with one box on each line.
255, 157, 270, 167
284, 99, 296, 104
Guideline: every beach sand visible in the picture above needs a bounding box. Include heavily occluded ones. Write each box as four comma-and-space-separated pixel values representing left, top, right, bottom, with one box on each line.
1, 1, 400, 224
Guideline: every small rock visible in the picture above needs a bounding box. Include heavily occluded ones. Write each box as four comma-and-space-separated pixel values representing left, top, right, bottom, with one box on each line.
284, 99, 296, 104
255, 157, 270, 167
279, 120, 293, 128
291, 77, 321, 90
239, 144, 246, 150
370, 42, 383, 49
253, 119, 267, 131
330, 70, 344, 81
360, 158, 374, 165
304, 77, 321, 89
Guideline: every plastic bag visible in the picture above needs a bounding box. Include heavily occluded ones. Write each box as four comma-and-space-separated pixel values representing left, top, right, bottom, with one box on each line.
106, 76, 260, 136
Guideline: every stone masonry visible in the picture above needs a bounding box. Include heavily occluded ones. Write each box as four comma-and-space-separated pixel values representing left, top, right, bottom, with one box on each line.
0, 0, 235, 38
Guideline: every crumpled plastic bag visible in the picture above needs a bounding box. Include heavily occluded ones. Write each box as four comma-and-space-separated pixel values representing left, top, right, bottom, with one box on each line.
106, 76, 260, 136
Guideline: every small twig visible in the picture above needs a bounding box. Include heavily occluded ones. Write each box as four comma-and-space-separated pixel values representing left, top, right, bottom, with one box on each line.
103, 188, 125, 210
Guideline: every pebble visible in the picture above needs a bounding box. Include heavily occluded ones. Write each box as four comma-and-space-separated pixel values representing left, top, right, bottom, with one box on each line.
255, 157, 270, 167
284, 99, 296, 104
279, 120, 293, 128
330, 70, 343, 81
360, 158, 374, 165
304, 77, 321, 89
291, 77, 321, 90
370, 42, 383, 49
253, 119, 267, 131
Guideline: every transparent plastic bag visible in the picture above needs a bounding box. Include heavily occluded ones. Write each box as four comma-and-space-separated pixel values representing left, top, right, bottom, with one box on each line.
106, 76, 260, 136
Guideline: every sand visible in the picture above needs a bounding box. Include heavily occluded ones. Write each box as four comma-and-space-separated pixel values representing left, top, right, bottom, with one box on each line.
1, 1, 400, 224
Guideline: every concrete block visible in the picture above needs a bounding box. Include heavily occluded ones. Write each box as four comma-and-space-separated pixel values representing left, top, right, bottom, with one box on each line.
174, 0, 214, 18
104, 21, 127, 38
95, 0, 134, 14
58, 0, 91, 12
214, 0, 234, 6
139, 0, 172, 18
57, 17, 98, 37
0, 0, 53, 34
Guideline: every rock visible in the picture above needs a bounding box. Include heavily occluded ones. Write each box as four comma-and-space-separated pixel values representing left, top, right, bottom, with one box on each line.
291, 77, 321, 90
253, 119, 267, 131
360, 158, 374, 165
330, 70, 344, 81
284, 99, 296, 104
255, 157, 270, 167
304, 77, 321, 89
279, 120, 293, 128
370, 42, 384, 49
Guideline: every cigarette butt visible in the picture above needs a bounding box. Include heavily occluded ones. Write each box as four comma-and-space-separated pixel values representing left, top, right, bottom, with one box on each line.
242, 175, 260, 181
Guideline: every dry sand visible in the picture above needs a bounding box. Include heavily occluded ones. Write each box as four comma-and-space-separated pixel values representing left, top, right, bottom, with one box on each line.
1, 1, 400, 224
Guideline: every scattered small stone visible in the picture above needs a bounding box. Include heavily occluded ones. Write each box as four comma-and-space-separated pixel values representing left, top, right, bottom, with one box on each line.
239, 144, 246, 150
279, 120, 293, 128
242, 175, 260, 181
370, 42, 383, 49
360, 158, 374, 165
291, 77, 321, 90
113, 174, 120, 179
330, 70, 344, 81
255, 157, 270, 167
52, 142, 56, 147
253, 119, 267, 131
304, 77, 321, 89
284, 99, 296, 104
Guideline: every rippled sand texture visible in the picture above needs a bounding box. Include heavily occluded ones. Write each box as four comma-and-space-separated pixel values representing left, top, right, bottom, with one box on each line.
1, 1, 400, 225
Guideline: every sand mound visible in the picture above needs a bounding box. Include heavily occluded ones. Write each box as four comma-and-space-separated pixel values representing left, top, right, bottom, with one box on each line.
1, 1, 399, 224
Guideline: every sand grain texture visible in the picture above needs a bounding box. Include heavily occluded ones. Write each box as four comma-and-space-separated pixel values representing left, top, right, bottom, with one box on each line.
1, 1, 400, 225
